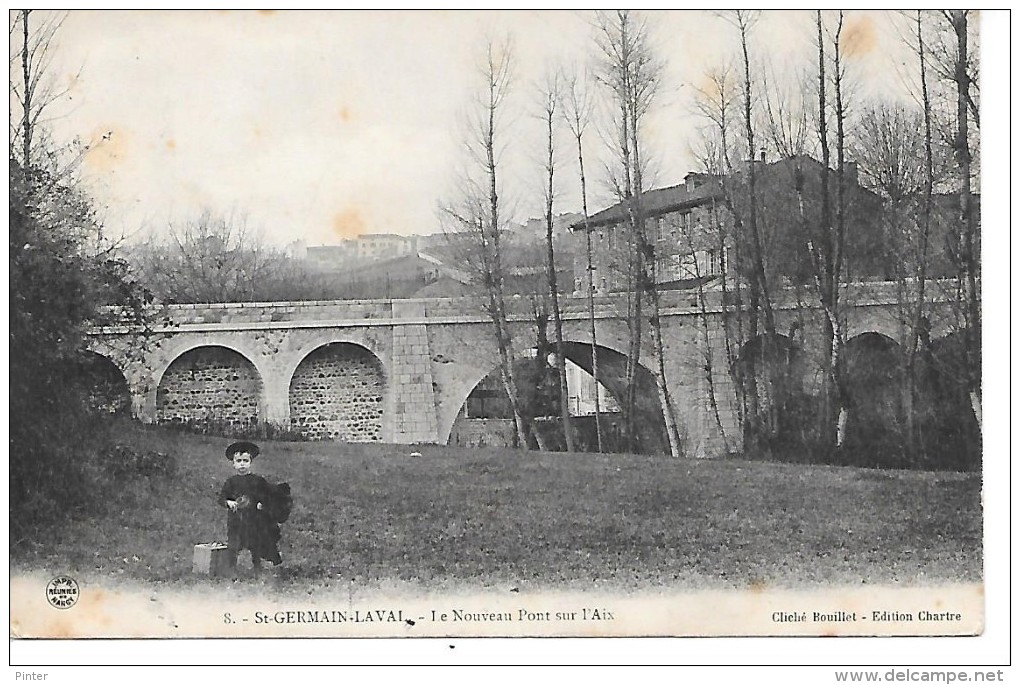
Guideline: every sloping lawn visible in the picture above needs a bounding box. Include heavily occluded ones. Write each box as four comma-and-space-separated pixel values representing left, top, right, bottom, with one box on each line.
10, 421, 982, 594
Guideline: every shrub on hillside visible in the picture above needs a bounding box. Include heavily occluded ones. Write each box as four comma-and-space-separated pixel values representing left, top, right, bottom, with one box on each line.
155, 416, 308, 442
102, 444, 178, 482
9, 162, 153, 533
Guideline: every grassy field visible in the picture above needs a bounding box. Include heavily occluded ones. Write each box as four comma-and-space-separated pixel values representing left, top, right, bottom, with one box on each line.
10, 420, 982, 595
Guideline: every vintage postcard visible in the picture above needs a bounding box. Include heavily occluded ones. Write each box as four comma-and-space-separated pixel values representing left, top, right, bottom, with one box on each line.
8, 9, 1003, 665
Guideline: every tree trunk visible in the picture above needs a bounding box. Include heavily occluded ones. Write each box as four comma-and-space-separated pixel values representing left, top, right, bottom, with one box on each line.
737, 13, 776, 452
627, 86, 680, 458
21, 11, 33, 172
951, 11, 981, 431
573, 127, 603, 453
905, 9, 936, 462
481, 47, 529, 450
620, 105, 643, 453
543, 90, 574, 453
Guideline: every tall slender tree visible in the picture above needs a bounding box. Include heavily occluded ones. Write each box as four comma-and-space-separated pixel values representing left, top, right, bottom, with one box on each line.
443, 37, 532, 449
944, 10, 981, 430
905, 10, 937, 460
537, 71, 574, 452
715, 10, 783, 451
593, 10, 681, 457
9, 10, 79, 178
691, 64, 747, 449
563, 67, 604, 453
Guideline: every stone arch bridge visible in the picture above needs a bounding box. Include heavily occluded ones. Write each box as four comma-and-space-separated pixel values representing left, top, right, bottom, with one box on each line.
88, 281, 959, 457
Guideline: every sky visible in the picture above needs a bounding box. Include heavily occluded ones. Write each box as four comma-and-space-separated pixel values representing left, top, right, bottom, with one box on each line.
27, 10, 990, 247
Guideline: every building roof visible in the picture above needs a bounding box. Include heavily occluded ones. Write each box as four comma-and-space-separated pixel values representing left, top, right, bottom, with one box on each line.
573, 155, 872, 231
574, 173, 724, 230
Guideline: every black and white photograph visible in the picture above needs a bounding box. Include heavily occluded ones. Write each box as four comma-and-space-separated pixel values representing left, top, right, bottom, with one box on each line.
8, 8, 1007, 672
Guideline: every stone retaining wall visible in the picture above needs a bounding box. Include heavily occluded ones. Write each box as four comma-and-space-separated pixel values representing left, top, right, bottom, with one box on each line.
155, 347, 261, 429
288, 343, 384, 441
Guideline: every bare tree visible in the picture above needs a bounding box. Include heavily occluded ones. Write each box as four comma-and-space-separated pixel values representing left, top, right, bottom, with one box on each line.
129, 211, 293, 304
442, 36, 533, 449
678, 212, 735, 454
691, 63, 748, 446
853, 13, 942, 463
593, 9, 682, 457
892, 10, 980, 434
908, 10, 937, 457
536, 70, 574, 452
9, 10, 88, 180
713, 10, 786, 453
760, 60, 812, 159
943, 10, 981, 429
11, 9, 55, 170
563, 66, 603, 453
730, 10, 776, 337
796, 10, 859, 451
814, 9, 843, 449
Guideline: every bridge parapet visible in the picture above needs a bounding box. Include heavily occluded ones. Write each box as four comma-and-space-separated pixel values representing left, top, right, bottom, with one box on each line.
161, 299, 394, 325
98, 280, 952, 331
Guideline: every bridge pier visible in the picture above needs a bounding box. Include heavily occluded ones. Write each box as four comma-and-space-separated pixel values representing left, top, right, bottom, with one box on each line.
388, 301, 439, 444
262, 372, 291, 427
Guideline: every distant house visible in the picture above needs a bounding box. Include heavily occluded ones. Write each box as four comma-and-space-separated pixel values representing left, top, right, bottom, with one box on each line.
297, 234, 420, 271
413, 216, 579, 298
570, 154, 890, 295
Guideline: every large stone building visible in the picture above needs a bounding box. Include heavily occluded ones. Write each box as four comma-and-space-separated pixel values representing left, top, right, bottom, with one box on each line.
570, 155, 889, 295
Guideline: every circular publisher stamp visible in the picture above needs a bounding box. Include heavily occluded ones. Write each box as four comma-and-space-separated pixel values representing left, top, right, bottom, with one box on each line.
46, 575, 79, 609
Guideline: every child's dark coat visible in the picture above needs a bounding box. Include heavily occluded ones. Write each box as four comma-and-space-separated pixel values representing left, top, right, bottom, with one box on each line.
218, 474, 286, 564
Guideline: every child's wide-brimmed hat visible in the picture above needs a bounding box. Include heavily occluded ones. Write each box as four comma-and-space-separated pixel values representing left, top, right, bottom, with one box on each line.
225, 441, 260, 460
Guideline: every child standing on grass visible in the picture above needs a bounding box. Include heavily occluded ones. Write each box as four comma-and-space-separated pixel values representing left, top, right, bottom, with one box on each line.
218, 441, 287, 576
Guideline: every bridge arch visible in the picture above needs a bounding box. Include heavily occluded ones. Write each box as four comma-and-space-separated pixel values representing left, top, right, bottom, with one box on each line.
81, 351, 131, 415
447, 339, 666, 453
840, 332, 905, 466
287, 341, 385, 442
918, 328, 981, 469
155, 345, 263, 431
730, 332, 817, 451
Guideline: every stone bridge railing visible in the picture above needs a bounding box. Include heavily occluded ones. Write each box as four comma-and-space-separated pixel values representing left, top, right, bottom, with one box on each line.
98, 280, 947, 331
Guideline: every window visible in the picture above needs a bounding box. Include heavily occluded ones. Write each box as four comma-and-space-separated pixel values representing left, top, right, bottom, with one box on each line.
678, 211, 692, 233
679, 253, 697, 280
653, 216, 664, 242
677, 250, 719, 280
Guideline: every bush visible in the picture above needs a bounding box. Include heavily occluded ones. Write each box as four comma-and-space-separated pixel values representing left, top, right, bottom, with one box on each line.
101, 444, 178, 482
9, 161, 153, 534
154, 416, 308, 442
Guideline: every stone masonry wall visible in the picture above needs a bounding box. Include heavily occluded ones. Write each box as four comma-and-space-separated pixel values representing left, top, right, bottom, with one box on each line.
390, 301, 439, 443
156, 347, 261, 429
83, 353, 131, 415
449, 417, 516, 448
289, 343, 384, 441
